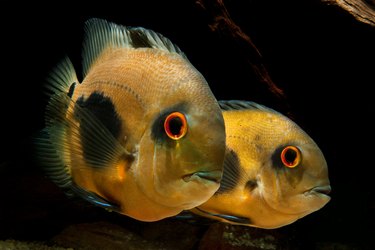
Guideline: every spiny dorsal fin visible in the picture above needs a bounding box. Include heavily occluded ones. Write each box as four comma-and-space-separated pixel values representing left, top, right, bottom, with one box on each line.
82, 18, 187, 77
219, 100, 281, 115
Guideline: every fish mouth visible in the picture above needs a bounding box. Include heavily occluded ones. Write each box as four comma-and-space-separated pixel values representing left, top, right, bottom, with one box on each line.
305, 185, 331, 197
183, 170, 222, 183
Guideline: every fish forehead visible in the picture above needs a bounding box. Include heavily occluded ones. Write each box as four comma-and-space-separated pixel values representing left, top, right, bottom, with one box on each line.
223, 109, 310, 147
222, 109, 316, 176
79, 48, 219, 124
80, 47, 217, 113
84, 48, 201, 92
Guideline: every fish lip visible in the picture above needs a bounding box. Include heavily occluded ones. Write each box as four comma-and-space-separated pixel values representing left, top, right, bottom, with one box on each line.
306, 185, 332, 197
182, 170, 222, 183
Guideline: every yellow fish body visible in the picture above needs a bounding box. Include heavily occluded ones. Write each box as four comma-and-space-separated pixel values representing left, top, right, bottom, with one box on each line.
189, 100, 330, 229
35, 18, 226, 221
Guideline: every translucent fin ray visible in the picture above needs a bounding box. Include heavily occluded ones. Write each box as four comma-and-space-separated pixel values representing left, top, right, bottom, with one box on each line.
219, 100, 281, 115
45, 93, 131, 170
45, 57, 78, 96
82, 18, 187, 76
216, 148, 245, 194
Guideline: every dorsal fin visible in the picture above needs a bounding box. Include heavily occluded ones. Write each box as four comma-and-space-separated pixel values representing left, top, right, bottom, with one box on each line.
219, 100, 281, 115
82, 18, 187, 77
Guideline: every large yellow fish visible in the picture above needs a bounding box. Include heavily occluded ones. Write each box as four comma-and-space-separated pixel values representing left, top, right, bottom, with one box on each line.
35, 18, 226, 222
188, 100, 331, 229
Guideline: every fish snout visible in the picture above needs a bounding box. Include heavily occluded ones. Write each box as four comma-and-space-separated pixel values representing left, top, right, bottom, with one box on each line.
183, 170, 222, 183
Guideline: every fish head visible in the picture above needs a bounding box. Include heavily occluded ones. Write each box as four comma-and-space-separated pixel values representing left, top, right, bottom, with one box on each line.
257, 116, 331, 226
135, 64, 226, 212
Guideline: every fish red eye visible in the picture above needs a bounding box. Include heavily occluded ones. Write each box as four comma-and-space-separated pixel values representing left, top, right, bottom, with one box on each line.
164, 112, 188, 140
280, 146, 301, 168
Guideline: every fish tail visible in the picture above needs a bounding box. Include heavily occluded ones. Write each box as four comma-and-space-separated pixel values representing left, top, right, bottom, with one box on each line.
33, 128, 74, 196
34, 57, 80, 195
33, 129, 121, 213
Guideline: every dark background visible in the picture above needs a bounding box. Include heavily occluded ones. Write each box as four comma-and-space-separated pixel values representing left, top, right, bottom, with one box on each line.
1, 0, 374, 248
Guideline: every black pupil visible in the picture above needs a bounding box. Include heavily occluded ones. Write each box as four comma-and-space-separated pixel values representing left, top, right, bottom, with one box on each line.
168, 117, 183, 135
284, 149, 297, 164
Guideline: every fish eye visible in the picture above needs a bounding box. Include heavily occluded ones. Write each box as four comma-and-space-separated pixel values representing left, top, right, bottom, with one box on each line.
280, 146, 301, 168
164, 112, 188, 140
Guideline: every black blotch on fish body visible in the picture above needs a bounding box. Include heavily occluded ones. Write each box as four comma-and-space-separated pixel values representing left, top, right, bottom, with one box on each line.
129, 29, 153, 48
151, 103, 188, 144
76, 92, 122, 138
216, 149, 241, 194
67, 82, 76, 98
75, 92, 122, 168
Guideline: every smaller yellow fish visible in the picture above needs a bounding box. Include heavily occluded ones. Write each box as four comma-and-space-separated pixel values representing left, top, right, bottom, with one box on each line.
188, 100, 331, 229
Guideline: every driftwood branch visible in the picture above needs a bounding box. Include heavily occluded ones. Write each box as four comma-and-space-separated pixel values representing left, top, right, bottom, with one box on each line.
195, 0, 288, 105
322, 0, 375, 26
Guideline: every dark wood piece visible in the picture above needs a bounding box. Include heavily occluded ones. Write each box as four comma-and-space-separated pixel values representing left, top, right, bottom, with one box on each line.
322, 0, 375, 26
